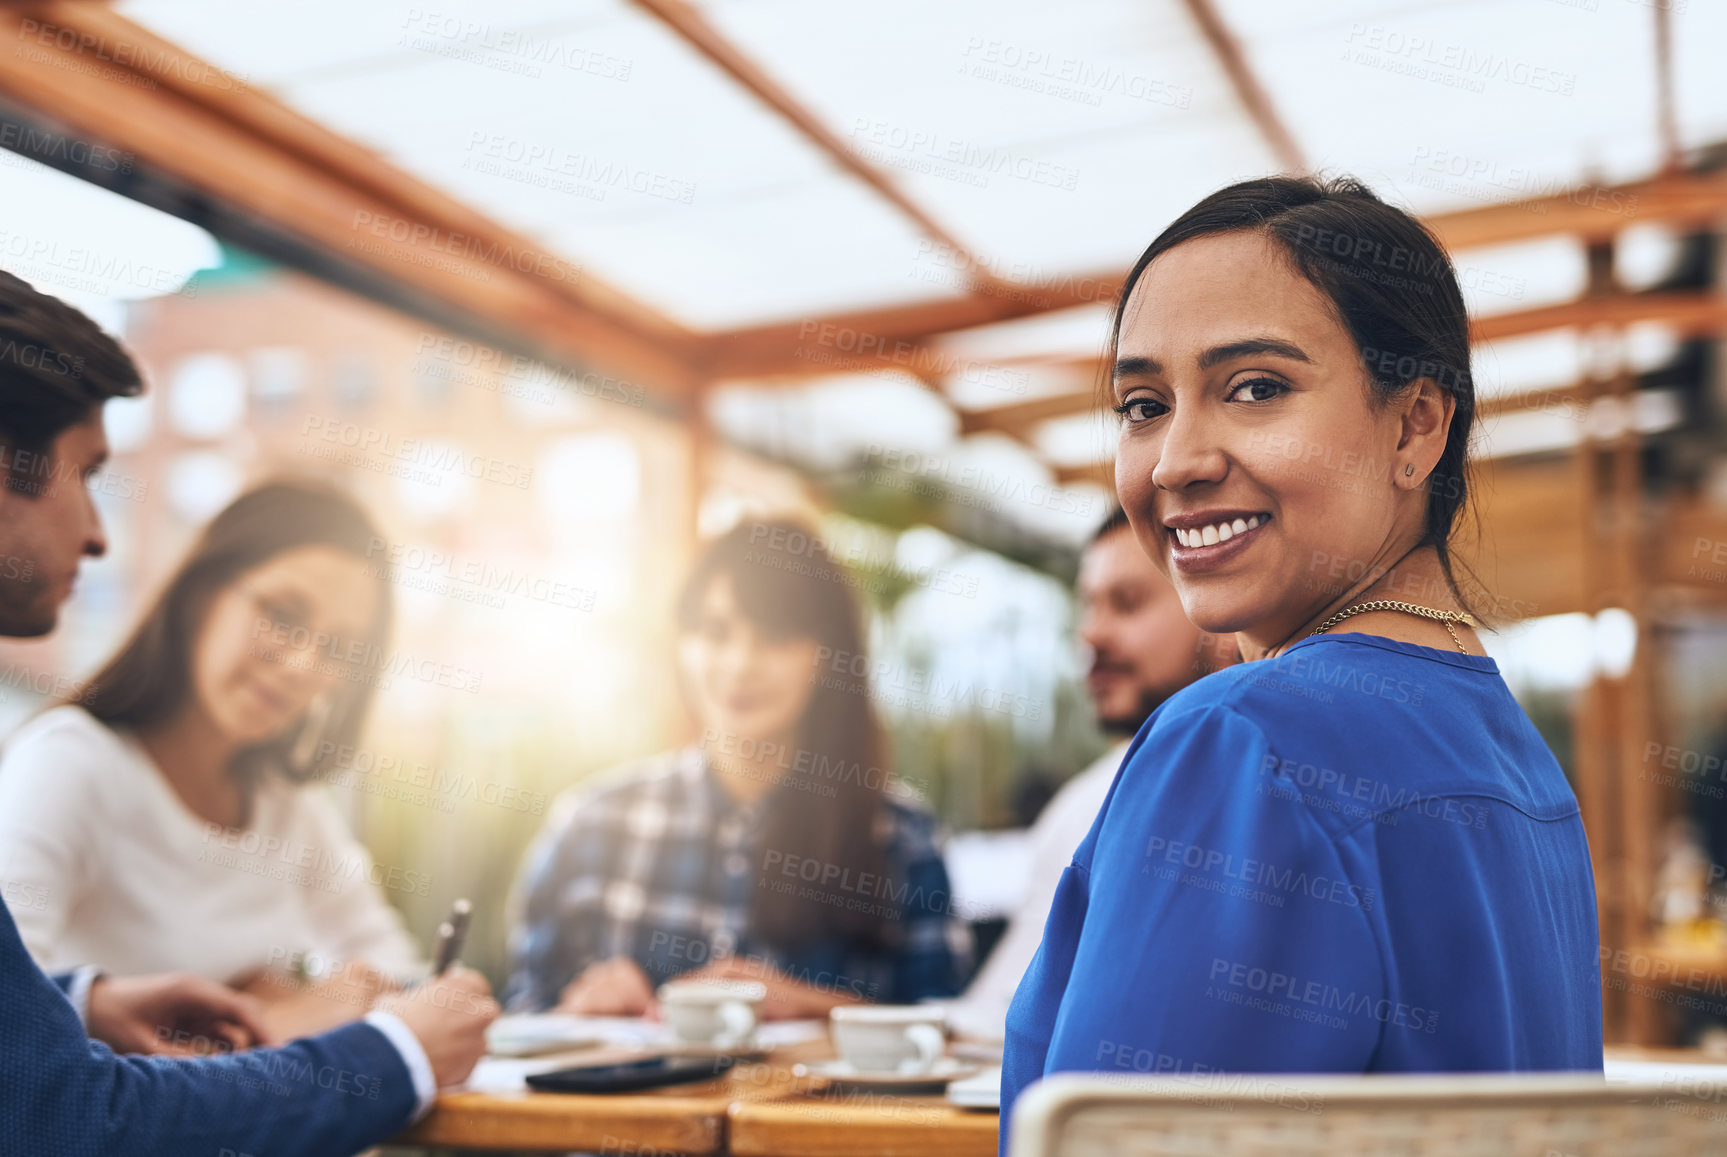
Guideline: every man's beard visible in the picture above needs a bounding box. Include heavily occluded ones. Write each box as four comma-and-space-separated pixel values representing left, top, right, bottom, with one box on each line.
1096, 683, 1176, 737
0, 574, 57, 638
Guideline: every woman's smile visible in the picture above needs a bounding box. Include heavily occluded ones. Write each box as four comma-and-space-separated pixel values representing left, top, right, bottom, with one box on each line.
1164, 510, 1272, 574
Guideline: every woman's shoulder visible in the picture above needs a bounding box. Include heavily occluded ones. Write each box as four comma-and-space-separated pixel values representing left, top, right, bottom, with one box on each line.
1150, 633, 1492, 734
543, 748, 702, 824
1, 704, 139, 775
879, 789, 933, 825
0, 705, 144, 821
877, 791, 943, 860
1140, 637, 1575, 821
1142, 666, 1277, 742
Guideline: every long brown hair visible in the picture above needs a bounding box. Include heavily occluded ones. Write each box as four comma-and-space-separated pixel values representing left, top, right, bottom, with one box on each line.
677, 517, 896, 953
83, 478, 393, 784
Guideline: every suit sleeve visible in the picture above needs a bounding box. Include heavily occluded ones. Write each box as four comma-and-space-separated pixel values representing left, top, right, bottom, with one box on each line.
1, 899, 416, 1157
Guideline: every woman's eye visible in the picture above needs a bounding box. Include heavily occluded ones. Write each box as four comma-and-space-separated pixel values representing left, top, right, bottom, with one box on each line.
259, 599, 301, 629
1228, 377, 1287, 403
1113, 398, 1167, 424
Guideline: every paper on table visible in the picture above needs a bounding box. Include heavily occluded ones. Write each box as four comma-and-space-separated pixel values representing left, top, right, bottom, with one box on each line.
488, 1013, 676, 1051
471, 1016, 828, 1093
466, 1053, 593, 1094
489, 1014, 825, 1051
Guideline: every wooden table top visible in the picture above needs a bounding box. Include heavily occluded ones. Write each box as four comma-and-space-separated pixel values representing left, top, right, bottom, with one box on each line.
395, 1079, 740, 1153
727, 1091, 998, 1157
394, 1038, 1001, 1155
395, 1046, 757, 1154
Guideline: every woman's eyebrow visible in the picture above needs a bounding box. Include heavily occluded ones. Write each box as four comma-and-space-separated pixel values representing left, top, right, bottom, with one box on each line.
1113, 338, 1311, 380
254, 584, 323, 617
1198, 338, 1311, 369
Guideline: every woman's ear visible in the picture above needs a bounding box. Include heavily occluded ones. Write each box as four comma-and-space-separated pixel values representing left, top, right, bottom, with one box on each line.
1395, 378, 1455, 486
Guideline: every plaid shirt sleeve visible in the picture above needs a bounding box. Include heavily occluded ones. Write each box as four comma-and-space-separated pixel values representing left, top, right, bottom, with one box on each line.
505, 759, 974, 1011
883, 799, 974, 1003
504, 752, 718, 1012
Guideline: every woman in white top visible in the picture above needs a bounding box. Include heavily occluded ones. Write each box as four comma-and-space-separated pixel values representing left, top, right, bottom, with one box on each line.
0, 479, 420, 993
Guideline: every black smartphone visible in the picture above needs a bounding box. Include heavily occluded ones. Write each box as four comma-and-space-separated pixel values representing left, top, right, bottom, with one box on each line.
525, 1054, 740, 1094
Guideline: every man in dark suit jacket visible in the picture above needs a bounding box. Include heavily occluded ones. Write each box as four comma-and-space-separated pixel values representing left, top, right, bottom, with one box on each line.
0, 270, 498, 1156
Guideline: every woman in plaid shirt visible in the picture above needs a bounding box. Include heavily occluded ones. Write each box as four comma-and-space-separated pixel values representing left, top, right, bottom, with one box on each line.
504, 518, 972, 1019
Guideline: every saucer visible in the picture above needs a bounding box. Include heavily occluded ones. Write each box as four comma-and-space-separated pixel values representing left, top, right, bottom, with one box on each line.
945, 1065, 1002, 1110
795, 1056, 980, 1091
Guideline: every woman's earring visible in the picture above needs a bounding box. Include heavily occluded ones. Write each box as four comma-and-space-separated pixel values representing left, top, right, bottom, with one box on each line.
288, 692, 335, 775
1403, 463, 1416, 485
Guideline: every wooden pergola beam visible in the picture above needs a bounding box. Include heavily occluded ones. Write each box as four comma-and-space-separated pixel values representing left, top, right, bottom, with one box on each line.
949, 288, 1727, 438
1427, 168, 1727, 252
0, 1, 704, 395
1178, 0, 1307, 174
701, 282, 1120, 381
629, 0, 1022, 302
1053, 460, 1114, 489
958, 389, 1104, 437
702, 169, 1727, 382
1471, 289, 1727, 344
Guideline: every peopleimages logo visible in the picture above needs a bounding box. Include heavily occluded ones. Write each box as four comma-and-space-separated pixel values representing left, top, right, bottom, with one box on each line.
363, 536, 596, 614
813, 646, 1041, 721
1256, 755, 1488, 832
863, 444, 1098, 519
15, 17, 251, 92
1209, 958, 1441, 1034
348, 209, 580, 285
313, 741, 547, 816
1143, 835, 1377, 911
0, 123, 132, 173
197, 824, 432, 898
299, 416, 533, 489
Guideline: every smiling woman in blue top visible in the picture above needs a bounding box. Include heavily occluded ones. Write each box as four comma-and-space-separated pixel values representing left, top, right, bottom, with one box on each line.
1000, 175, 1602, 1146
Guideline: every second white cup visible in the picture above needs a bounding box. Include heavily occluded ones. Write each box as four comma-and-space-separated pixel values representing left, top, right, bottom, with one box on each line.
658, 978, 766, 1048
830, 1005, 947, 1074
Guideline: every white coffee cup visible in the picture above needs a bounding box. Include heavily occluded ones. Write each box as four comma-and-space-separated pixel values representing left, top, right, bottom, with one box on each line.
830, 1005, 947, 1075
657, 979, 765, 1048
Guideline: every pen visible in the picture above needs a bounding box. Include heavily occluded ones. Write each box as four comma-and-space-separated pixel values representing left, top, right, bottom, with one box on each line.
431, 898, 471, 977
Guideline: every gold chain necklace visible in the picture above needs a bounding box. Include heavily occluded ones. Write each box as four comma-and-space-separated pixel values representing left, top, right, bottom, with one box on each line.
1309, 599, 1480, 654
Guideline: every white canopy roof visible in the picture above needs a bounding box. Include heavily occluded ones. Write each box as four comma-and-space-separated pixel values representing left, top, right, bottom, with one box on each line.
115, 0, 1722, 331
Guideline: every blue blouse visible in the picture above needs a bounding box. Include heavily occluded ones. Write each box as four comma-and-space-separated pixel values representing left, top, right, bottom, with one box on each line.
1000, 632, 1602, 1149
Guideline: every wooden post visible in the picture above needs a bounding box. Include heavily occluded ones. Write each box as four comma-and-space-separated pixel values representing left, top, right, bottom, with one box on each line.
1609, 351, 1663, 1045
1576, 242, 1625, 1041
